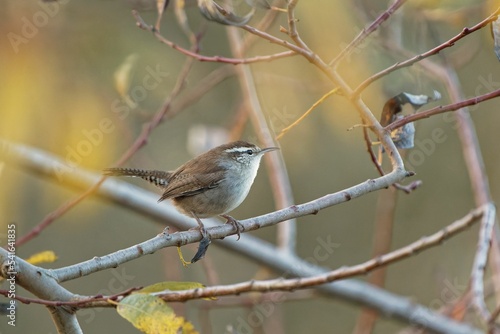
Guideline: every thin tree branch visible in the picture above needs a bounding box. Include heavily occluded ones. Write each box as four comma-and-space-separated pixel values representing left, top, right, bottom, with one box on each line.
286, 0, 310, 52
362, 125, 385, 175
240, 0, 283, 51
330, 0, 409, 68
353, 7, 500, 97
436, 65, 500, 323
275, 87, 339, 141
0, 287, 140, 308
132, 10, 298, 64
386, 88, 500, 132
472, 203, 496, 321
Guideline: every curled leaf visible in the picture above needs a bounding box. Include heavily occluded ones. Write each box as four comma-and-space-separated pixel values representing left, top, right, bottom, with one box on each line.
197, 0, 255, 26
389, 116, 415, 150
380, 90, 441, 150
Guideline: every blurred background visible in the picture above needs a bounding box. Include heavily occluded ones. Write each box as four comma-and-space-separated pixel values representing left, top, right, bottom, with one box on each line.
1, 0, 500, 333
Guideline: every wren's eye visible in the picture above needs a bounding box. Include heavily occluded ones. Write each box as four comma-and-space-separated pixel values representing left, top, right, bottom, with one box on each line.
246, 149, 253, 155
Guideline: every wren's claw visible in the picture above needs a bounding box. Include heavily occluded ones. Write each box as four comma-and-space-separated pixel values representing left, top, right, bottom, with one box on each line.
221, 214, 245, 240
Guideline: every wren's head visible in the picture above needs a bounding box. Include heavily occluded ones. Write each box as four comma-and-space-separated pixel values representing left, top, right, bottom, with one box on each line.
218, 141, 278, 168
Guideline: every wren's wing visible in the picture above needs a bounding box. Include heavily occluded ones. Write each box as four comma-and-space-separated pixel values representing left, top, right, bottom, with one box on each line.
158, 171, 225, 202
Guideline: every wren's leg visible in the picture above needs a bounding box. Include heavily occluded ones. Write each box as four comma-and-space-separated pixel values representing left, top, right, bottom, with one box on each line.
220, 214, 245, 240
190, 212, 211, 263
190, 212, 208, 238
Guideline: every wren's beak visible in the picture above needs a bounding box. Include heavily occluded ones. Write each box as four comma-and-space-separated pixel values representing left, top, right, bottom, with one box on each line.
260, 146, 280, 154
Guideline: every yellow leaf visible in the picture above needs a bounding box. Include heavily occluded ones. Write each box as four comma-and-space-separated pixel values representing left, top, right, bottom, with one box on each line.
25, 251, 58, 265
114, 54, 139, 107
117, 294, 198, 334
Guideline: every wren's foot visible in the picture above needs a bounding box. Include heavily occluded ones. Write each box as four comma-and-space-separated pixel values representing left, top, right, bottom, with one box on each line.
221, 214, 245, 240
190, 212, 211, 263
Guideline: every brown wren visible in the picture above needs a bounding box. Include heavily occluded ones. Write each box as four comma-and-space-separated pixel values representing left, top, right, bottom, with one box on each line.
103, 141, 278, 244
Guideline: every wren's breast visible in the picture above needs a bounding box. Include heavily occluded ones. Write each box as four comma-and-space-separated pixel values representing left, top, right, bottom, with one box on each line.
216, 161, 260, 214
172, 183, 239, 218
172, 173, 256, 218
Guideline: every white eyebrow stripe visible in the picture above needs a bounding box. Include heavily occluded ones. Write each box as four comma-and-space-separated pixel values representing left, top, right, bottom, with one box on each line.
224, 146, 254, 153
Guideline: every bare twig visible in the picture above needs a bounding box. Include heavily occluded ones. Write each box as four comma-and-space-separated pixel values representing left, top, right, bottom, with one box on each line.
275, 87, 339, 141
386, 88, 500, 132
133, 10, 298, 64
353, 7, 500, 96
437, 64, 500, 322
0, 287, 140, 308
240, 0, 284, 51
286, 0, 310, 52
330, 0, 409, 67
472, 204, 496, 321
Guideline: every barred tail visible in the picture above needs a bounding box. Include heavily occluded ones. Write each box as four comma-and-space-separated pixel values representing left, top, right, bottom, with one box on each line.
103, 168, 171, 188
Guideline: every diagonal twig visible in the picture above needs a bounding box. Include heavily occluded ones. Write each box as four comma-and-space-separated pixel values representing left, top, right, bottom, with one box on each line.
330, 0, 409, 68
353, 7, 500, 97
